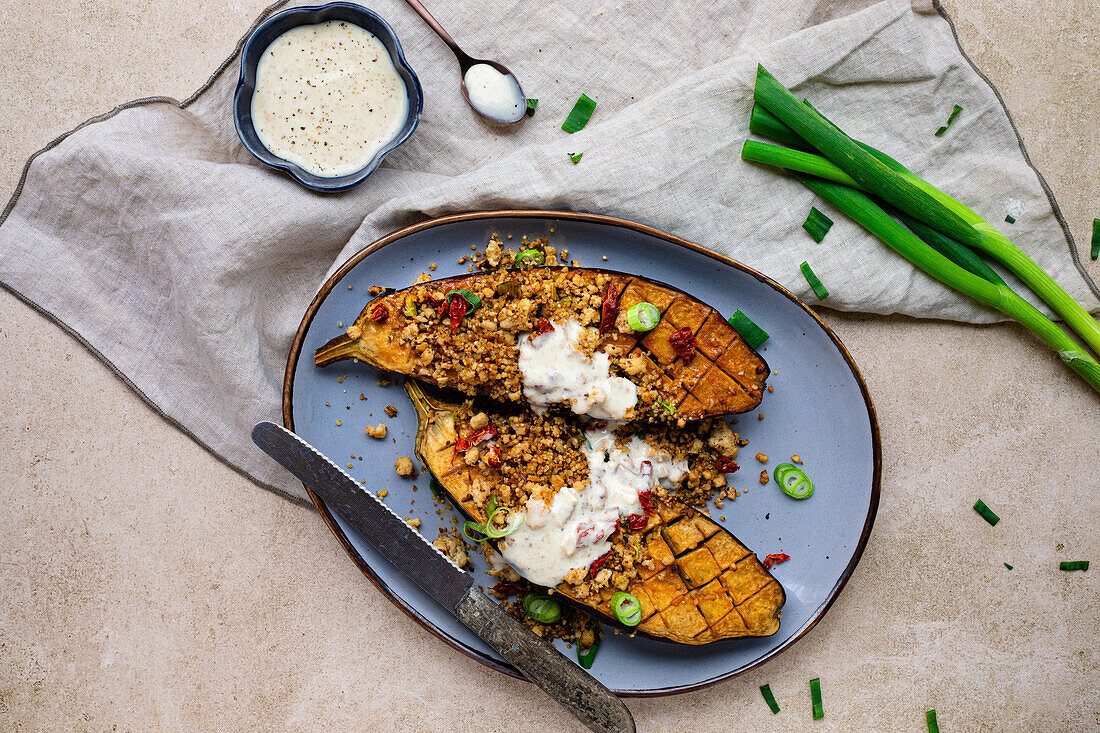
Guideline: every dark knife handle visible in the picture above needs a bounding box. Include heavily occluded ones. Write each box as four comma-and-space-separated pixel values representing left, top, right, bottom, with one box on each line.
454, 588, 635, 733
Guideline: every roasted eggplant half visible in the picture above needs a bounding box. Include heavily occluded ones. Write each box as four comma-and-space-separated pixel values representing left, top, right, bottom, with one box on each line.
406, 382, 784, 644
317, 266, 769, 422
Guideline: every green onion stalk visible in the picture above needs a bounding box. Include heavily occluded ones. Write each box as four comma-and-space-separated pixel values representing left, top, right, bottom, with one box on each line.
793, 174, 1100, 394
749, 65, 1100, 359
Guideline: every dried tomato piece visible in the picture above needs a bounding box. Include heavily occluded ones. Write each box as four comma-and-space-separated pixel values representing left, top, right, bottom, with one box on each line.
599, 281, 620, 333
637, 490, 655, 516
588, 550, 612, 578
763, 552, 791, 569
627, 513, 647, 531
491, 581, 525, 596
533, 319, 554, 336
370, 304, 389, 323
669, 326, 697, 362
448, 295, 468, 333
716, 457, 739, 474
469, 424, 498, 444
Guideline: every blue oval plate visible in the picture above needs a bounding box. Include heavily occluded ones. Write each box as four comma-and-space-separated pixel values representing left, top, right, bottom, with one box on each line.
283, 210, 880, 696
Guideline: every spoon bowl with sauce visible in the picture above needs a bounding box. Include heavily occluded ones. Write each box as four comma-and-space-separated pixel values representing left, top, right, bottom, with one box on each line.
402, 0, 527, 124
234, 2, 423, 192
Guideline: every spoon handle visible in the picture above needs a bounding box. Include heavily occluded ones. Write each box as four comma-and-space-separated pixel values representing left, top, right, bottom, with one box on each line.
402, 0, 471, 66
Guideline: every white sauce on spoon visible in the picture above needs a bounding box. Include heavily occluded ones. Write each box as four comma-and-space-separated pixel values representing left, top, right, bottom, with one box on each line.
463, 63, 525, 122
500, 427, 687, 587
517, 320, 638, 420
251, 21, 409, 177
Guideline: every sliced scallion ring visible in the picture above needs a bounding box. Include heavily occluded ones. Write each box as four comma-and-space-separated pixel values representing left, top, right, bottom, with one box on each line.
462, 520, 488, 542
576, 627, 600, 669
626, 302, 660, 331
522, 592, 562, 624
483, 504, 525, 539
402, 294, 418, 318
446, 289, 482, 313
610, 592, 642, 626
514, 249, 545, 268
773, 463, 814, 499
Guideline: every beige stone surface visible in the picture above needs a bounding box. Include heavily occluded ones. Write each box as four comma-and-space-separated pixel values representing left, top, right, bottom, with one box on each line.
0, 0, 1097, 730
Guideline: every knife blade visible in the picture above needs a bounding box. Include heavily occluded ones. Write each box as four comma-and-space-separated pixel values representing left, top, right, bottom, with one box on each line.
251, 421, 635, 733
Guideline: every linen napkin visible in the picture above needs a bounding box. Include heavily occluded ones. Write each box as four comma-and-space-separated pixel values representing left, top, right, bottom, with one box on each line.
1, 0, 1095, 503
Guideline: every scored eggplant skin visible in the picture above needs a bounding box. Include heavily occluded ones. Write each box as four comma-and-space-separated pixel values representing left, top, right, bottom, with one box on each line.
406, 382, 784, 645
316, 266, 770, 422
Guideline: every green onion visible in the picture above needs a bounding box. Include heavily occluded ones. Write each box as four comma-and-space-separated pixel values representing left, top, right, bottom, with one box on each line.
1060, 560, 1089, 571
935, 104, 963, 136
446, 289, 482, 313
788, 175, 1100, 394
483, 503, 525, 539
402, 294, 418, 318
525, 98, 537, 117
581, 432, 593, 450
973, 499, 1000, 526
727, 310, 769, 350
773, 463, 814, 499
895, 210, 1007, 287
626, 302, 660, 331
759, 684, 780, 714
750, 103, 811, 150
576, 619, 600, 668
1005, 214, 1016, 224
1004, 562, 1013, 570
568, 152, 584, 164
1092, 218, 1099, 260
926, 709, 940, 733
514, 248, 545, 268
561, 93, 596, 133
522, 592, 562, 623
752, 65, 1100, 361
799, 261, 829, 300
429, 477, 444, 497
656, 398, 675, 415
802, 206, 834, 243
610, 592, 642, 626
810, 677, 824, 720
462, 520, 488, 542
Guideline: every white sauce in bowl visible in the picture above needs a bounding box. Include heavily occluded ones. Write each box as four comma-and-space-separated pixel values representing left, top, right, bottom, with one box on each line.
500, 427, 688, 587
463, 63, 525, 123
517, 320, 638, 420
251, 20, 409, 177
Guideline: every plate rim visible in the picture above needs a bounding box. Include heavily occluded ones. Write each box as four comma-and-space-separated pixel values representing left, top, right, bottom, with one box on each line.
282, 208, 882, 697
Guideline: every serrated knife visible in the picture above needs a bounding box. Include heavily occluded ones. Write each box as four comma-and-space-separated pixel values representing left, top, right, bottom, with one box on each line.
251, 421, 635, 733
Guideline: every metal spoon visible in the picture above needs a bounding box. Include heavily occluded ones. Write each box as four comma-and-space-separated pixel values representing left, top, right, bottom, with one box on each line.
403, 0, 527, 124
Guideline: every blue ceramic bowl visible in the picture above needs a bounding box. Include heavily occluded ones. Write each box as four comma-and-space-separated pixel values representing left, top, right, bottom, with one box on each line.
233, 2, 423, 193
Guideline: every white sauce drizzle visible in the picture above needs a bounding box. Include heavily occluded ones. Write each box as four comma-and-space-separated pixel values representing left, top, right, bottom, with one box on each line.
517, 320, 638, 420
251, 21, 409, 177
463, 64, 525, 122
500, 427, 687, 587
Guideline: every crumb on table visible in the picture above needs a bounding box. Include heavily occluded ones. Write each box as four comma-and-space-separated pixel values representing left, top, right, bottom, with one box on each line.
365, 424, 387, 439
759, 470, 769, 485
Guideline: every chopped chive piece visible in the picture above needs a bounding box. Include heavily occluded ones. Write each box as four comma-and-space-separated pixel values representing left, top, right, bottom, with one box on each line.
802, 206, 834, 243
973, 499, 1000, 526
799, 261, 829, 300
1060, 560, 1089, 571
810, 677, 824, 720
926, 709, 940, 733
728, 310, 769, 350
1092, 218, 1099, 261
656, 398, 675, 415
561, 93, 596, 133
935, 104, 962, 136
1004, 562, 1013, 570
525, 98, 538, 117
1005, 214, 1016, 224
568, 152, 584, 164
759, 684, 780, 714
